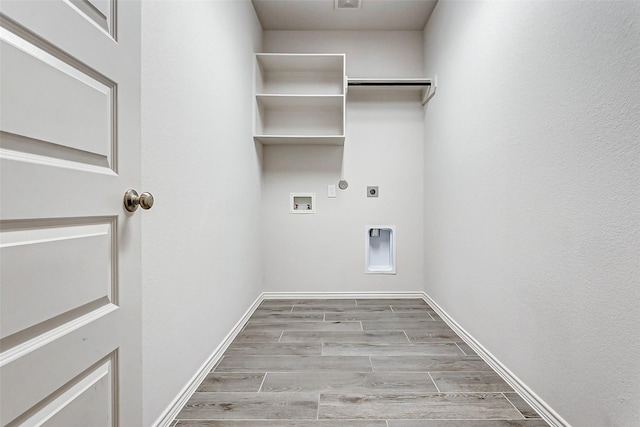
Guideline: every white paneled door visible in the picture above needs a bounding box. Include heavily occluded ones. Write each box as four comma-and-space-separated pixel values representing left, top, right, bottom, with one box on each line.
0, 1, 142, 425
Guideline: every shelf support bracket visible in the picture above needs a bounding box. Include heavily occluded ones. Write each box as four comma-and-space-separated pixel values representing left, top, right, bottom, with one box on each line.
421, 75, 438, 106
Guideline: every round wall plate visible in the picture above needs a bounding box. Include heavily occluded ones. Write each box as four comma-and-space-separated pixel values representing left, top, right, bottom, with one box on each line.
338, 180, 349, 190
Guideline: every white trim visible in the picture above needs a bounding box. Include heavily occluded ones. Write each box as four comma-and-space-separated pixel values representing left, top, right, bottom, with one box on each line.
421, 292, 570, 427
261, 291, 424, 300
151, 294, 265, 427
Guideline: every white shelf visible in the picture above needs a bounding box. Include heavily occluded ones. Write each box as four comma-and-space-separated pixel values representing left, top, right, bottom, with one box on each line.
257, 55, 345, 95
254, 135, 345, 145
257, 54, 344, 72
254, 54, 346, 145
255, 94, 343, 109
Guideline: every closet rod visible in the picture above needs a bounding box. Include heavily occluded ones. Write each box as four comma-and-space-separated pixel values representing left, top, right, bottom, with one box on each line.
347, 78, 432, 87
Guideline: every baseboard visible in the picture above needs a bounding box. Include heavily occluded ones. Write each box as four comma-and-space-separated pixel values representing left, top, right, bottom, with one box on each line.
152, 293, 265, 427
421, 292, 570, 427
261, 290, 426, 300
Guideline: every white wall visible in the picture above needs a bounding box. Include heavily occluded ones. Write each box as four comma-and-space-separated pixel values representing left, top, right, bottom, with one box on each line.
141, 1, 262, 425
262, 32, 425, 293
422, 2, 640, 426
264, 31, 424, 78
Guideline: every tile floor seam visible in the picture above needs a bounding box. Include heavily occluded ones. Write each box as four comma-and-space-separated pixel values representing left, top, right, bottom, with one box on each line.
257, 372, 268, 392
427, 372, 441, 393
502, 392, 528, 420
454, 341, 467, 355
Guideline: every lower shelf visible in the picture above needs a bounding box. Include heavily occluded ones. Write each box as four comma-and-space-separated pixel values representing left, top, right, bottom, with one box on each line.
253, 135, 345, 145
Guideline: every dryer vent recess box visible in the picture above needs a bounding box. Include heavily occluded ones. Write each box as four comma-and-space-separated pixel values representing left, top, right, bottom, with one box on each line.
290, 193, 316, 214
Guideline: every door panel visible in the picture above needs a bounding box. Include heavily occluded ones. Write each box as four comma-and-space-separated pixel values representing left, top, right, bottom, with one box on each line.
67, 0, 115, 38
0, 29, 114, 165
0, 0, 141, 425
2, 333, 117, 425
0, 218, 115, 340
37, 356, 115, 427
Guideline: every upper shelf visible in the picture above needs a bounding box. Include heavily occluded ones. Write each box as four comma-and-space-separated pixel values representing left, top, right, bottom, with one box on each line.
256, 53, 346, 95
257, 54, 345, 73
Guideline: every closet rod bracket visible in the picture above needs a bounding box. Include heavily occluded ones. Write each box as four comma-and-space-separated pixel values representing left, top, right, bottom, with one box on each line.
421, 74, 438, 106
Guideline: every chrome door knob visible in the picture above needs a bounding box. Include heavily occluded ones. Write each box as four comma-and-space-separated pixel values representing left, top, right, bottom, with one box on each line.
124, 189, 154, 212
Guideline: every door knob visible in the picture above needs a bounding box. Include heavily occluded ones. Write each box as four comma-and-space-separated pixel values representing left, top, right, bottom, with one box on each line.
124, 189, 154, 212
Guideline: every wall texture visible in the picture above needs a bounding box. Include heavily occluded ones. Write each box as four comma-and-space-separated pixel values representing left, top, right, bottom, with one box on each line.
422, 2, 640, 426
264, 31, 424, 78
262, 31, 425, 293
141, 2, 262, 425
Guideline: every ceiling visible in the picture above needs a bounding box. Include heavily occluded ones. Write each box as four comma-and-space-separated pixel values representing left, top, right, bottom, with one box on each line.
251, 0, 438, 31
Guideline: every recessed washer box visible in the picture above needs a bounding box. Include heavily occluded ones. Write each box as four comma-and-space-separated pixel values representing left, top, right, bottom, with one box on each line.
365, 225, 396, 274
290, 193, 316, 213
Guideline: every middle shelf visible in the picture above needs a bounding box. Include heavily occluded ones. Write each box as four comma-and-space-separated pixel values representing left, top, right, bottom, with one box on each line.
254, 94, 345, 145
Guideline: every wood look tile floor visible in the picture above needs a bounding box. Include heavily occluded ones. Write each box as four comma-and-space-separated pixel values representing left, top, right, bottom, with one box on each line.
172, 299, 549, 426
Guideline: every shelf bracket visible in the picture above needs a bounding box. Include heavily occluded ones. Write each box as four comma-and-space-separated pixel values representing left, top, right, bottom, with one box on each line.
421, 74, 438, 106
